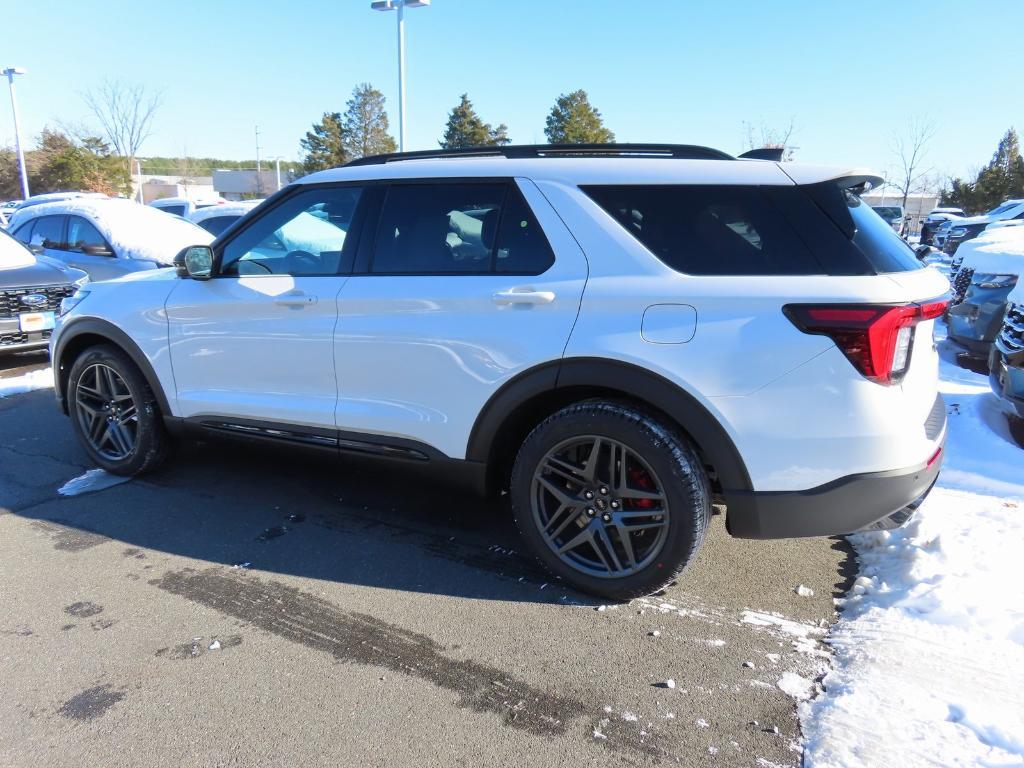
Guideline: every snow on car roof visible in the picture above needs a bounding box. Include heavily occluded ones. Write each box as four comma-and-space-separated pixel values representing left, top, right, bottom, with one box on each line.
958, 225, 1024, 275
188, 200, 261, 225
10, 198, 212, 266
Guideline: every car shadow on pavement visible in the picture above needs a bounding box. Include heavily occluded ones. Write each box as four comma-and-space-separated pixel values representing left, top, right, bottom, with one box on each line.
3, 387, 856, 609
0, 349, 48, 375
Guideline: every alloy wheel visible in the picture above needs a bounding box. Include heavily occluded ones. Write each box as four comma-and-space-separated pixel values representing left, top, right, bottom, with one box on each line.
74, 363, 139, 461
530, 435, 670, 579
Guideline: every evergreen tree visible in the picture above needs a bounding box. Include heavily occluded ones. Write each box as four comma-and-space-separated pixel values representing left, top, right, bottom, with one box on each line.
29, 129, 129, 196
941, 128, 1024, 213
544, 90, 615, 144
439, 94, 510, 149
300, 112, 348, 173
342, 83, 397, 159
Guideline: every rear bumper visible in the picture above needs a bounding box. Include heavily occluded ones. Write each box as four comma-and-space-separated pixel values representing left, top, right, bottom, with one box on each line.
725, 431, 945, 539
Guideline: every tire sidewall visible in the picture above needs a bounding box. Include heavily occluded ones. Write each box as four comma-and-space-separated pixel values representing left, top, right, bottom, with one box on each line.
511, 401, 710, 600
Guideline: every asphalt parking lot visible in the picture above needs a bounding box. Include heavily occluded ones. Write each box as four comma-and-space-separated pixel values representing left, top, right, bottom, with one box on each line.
0, 351, 852, 768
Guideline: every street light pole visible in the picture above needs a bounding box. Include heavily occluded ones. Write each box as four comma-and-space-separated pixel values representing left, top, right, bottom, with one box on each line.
3, 67, 30, 200
371, 0, 430, 152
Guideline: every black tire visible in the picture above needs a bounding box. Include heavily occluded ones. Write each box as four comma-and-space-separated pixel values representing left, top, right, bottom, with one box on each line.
67, 344, 168, 476
510, 400, 710, 601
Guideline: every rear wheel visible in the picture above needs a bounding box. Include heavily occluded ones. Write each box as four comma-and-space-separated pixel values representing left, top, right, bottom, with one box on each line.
68, 345, 168, 476
510, 400, 710, 600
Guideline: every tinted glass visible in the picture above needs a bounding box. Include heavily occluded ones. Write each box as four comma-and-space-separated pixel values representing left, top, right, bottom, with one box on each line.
67, 216, 109, 253
494, 187, 555, 274
845, 192, 921, 272
12, 219, 35, 244
28, 216, 65, 250
372, 184, 506, 274
221, 187, 362, 276
197, 215, 240, 237
583, 185, 823, 275
159, 204, 187, 217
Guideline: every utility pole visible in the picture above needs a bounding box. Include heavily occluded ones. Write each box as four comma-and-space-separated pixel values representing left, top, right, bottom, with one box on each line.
3, 67, 30, 199
254, 124, 263, 196
135, 158, 144, 204
371, 0, 430, 152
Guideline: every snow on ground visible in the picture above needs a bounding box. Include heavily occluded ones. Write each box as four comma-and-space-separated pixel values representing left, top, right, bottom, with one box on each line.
800, 329, 1024, 767
57, 468, 131, 497
0, 366, 53, 398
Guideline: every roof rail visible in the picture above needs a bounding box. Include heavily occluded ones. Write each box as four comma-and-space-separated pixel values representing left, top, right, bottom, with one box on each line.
344, 143, 734, 167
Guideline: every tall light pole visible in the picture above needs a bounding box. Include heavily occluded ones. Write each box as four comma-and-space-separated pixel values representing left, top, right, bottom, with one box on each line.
2, 67, 30, 200
370, 0, 430, 152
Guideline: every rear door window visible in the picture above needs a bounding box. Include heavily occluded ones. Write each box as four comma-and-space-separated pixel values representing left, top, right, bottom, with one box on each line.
583, 185, 823, 275
67, 216, 110, 253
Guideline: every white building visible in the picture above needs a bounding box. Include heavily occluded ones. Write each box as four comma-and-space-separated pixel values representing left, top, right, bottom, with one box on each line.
212, 169, 296, 201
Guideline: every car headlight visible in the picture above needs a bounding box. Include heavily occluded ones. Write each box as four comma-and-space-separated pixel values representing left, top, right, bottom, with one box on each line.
59, 288, 90, 317
72, 274, 90, 289
949, 226, 968, 237
971, 273, 1018, 289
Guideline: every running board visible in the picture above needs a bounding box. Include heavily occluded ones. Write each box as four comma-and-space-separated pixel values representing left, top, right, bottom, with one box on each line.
198, 420, 430, 461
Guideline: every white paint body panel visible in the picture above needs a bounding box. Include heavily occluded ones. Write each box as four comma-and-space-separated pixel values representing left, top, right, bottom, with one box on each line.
333, 180, 587, 456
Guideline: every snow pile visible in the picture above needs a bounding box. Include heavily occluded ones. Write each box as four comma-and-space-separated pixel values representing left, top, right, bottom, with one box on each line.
0, 367, 53, 398
11, 198, 212, 266
800, 351, 1024, 767
58, 468, 131, 496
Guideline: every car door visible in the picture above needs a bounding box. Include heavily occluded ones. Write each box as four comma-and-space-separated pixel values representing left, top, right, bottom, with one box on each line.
165, 184, 367, 430
334, 178, 589, 458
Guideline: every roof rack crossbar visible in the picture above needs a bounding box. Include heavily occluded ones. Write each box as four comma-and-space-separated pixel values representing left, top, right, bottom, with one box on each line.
344, 143, 734, 167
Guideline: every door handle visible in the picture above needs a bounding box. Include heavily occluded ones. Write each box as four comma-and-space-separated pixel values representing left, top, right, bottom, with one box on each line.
274, 291, 318, 308
492, 288, 556, 306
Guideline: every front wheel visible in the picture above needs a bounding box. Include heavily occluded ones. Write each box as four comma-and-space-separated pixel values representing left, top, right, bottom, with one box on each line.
67, 344, 169, 476
510, 400, 710, 600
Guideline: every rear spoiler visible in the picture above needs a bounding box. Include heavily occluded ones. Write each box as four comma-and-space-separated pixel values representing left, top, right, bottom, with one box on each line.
738, 147, 786, 162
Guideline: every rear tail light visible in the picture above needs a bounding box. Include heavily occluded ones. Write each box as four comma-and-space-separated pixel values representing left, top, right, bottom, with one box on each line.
784, 297, 949, 385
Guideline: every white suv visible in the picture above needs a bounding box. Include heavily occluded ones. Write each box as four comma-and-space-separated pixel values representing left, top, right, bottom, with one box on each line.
50, 144, 950, 599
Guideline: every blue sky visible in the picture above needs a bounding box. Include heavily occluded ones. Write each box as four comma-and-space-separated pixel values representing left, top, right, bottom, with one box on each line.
3, 0, 1021, 183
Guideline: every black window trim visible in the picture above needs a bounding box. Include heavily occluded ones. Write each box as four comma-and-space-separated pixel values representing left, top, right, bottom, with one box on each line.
359, 177, 556, 278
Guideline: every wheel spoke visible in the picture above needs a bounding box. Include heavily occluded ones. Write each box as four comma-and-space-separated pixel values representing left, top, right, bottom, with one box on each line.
611, 523, 637, 569
537, 475, 579, 507
544, 502, 581, 540
542, 456, 586, 485
618, 487, 664, 502
108, 422, 132, 456
556, 524, 594, 555
581, 437, 602, 482
594, 524, 624, 572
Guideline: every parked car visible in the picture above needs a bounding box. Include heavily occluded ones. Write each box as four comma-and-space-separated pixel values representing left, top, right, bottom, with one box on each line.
50, 144, 949, 599
0, 210, 7, 230
14, 191, 108, 212
989, 278, 1024, 434
920, 208, 966, 246
871, 204, 904, 234
8, 198, 213, 281
1, 228, 88, 355
149, 196, 226, 218
944, 199, 1024, 254
189, 200, 262, 237
947, 226, 1024, 368
0, 200, 22, 219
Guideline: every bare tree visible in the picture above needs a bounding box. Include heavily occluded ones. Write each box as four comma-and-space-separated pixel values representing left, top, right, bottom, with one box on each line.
83, 79, 162, 179
890, 117, 937, 213
742, 117, 797, 160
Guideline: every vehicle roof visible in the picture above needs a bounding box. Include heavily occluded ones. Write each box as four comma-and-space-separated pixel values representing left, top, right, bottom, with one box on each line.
150, 196, 224, 206
299, 157, 883, 188
189, 201, 260, 224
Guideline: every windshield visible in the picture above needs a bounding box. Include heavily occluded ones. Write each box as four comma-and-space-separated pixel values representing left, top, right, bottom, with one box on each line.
0, 228, 36, 270
872, 206, 902, 222
986, 203, 1017, 216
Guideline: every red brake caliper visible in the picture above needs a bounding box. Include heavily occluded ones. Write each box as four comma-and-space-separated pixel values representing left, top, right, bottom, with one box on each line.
626, 466, 656, 510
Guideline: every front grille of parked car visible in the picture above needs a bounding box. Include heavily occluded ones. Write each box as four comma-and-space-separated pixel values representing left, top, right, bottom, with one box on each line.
0, 329, 53, 347
924, 393, 946, 441
999, 303, 1024, 353
951, 267, 975, 306
0, 284, 75, 319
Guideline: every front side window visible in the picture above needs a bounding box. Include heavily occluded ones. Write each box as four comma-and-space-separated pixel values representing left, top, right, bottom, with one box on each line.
220, 187, 363, 276
583, 185, 822, 275
67, 216, 110, 254
28, 215, 66, 250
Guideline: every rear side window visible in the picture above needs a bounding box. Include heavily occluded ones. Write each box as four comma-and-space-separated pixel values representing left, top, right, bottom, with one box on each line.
370, 182, 555, 275
67, 216, 109, 253
197, 215, 239, 237
12, 219, 35, 244
583, 185, 822, 275
157, 204, 186, 217
27, 215, 66, 250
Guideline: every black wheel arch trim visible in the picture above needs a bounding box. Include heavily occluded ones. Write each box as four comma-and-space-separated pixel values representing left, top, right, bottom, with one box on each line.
54, 318, 173, 417
466, 357, 753, 495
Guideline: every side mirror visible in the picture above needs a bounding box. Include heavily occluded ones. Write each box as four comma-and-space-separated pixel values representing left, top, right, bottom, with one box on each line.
81, 244, 114, 257
174, 245, 214, 280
